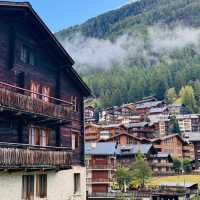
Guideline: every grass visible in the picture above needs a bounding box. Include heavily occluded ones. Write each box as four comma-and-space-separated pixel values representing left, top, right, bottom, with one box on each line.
148, 175, 200, 189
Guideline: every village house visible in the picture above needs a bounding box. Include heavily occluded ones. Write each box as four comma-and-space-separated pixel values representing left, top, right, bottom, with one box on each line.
151, 153, 173, 175
85, 123, 101, 142
149, 107, 169, 116
116, 144, 157, 167
151, 134, 194, 159
135, 97, 165, 117
98, 103, 136, 124
176, 114, 200, 134
0, 2, 91, 200
125, 122, 156, 139
168, 103, 186, 115
148, 115, 170, 137
116, 144, 173, 175
105, 132, 144, 145
188, 132, 200, 170
85, 105, 96, 123
85, 142, 116, 199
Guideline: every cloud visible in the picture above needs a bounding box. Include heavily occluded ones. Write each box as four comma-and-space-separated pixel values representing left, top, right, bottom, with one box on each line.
63, 33, 145, 69
61, 25, 200, 71
149, 26, 200, 53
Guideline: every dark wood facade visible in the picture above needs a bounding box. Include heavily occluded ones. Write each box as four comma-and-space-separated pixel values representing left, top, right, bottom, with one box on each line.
0, 2, 90, 170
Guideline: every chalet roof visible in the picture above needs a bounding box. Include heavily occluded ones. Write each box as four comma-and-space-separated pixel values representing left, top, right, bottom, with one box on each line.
148, 115, 170, 124
135, 96, 157, 104
187, 132, 200, 142
85, 123, 101, 128
176, 114, 199, 119
85, 142, 116, 155
149, 107, 168, 114
124, 122, 148, 129
106, 132, 142, 141
151, 134, 184, 143
101, 124, 121, 129
116, 144, 153, 155
0, 1, 91, 96
136, 101, 163, 109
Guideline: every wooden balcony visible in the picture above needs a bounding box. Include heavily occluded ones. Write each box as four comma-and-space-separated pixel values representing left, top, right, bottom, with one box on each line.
87, 164, 116, 170
0, 142, 72, 171
150, 162, 173, 167
87, 178, 112, 184
0, 81, 72, 124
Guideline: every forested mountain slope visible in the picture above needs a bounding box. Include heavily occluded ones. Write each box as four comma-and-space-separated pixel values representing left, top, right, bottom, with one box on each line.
55, 0, 200, 110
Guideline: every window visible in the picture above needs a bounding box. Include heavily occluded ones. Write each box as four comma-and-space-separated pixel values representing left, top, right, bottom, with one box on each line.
29, 51, 35, 66
29, 127, 49, 146
71, 96, 78, 112
40, 129, 49, 147
22, 175, 34, 200
74, 173, 80, 194
72, 133, 79, 150
36, 174, 47, 198
30, 81, 40, 99
21, 45, 28, 63
20, 45, 35, 65
42, 86, 50, 102
29, 127, 40, 146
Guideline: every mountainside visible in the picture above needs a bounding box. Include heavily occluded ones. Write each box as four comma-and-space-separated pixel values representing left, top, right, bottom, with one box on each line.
55, 0, 200, 109
56, 0, 200, 39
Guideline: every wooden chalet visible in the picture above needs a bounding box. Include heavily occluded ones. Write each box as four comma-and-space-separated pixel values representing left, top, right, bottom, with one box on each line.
0, 1, 91, 200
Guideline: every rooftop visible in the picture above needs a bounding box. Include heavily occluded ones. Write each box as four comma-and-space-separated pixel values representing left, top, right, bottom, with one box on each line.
116, 144, 153, 155
85, 142, 116, 155
187, 132, 200, 142
124, 122, 148, 129
136, 101, 163, 109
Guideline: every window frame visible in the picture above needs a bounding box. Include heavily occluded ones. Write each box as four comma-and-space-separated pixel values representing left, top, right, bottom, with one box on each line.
36, 174, 47, 198
29, 126, 49, 146
20, 44, 35, 66
72, 132, 79, 150
74, 173, 81, 194
22, 175, 34, 200
71, 96, 78, 112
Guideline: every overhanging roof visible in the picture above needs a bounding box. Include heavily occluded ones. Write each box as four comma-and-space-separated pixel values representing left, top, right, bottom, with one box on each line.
0, 1, 91, 96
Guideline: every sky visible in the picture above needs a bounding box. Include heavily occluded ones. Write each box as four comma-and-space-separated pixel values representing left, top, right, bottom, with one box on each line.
12, 0, 129, 33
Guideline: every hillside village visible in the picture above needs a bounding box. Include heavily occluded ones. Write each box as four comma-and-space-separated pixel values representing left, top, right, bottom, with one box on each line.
85, 96, 200, 198
1, 0, 200, 200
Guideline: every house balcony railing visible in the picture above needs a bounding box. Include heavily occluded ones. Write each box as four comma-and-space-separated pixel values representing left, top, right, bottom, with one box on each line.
0, 81, 72, 124
87, 164, 116, 170
87, 178, 112, 184
0, 142, 72, 170
150, 162, 173, 167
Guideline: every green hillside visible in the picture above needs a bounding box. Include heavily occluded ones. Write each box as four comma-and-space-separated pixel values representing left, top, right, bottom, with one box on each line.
56, 0, 200, 39
55, 0, 200, 110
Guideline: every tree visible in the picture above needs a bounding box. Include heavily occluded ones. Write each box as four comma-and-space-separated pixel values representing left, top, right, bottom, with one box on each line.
173, 158, 182, 173
170, 115, 181, 134
179, 85, 197, 113
165, 88, 177, 104
194, 79, 200, 103
114, 167, 132, 192
130, 151, 152, 188
182, 159, 192, 173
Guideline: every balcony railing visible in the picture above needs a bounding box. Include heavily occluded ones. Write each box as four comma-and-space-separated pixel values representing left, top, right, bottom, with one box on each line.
0, 142, 72, 170
0, 81, 72, 122
87, 164, 116, 170
87, 178, 112, 184
150, 162, 173, 167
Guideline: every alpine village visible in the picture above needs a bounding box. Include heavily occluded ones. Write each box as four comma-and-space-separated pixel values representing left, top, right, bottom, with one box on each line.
1, 0, 200, 200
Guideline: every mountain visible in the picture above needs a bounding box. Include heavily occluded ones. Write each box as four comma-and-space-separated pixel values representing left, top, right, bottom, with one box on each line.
55, 0, 200, 109
56, 0, 200, 40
